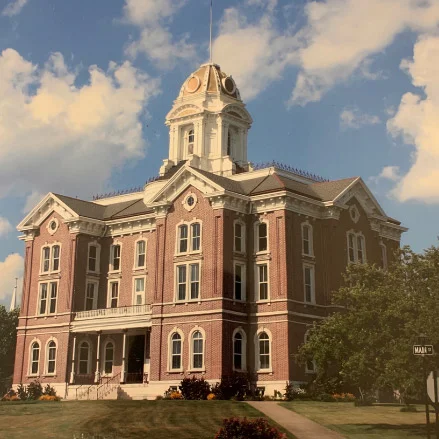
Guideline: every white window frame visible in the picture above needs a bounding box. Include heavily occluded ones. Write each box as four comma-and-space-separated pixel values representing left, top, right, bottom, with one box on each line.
102, 339, 115, 376
167, 327, 184, 372
133, 276, 146, 305
234, 262, 246, 301
380, 242, 388, 270
45, 338, 57, 376
85, 279, 99, 311
303, 263, 316, 304
28, 339, 41, 377
40, 243, 62, 274
134, 238, 147, 269
301, 221, 314, 257
175, 261, 201, 302
87, 242, 101, 274
232, 327, 247, 372
78, 340, 92, 375
304, 330, 317, 374
234, 220, 246, 253
109, 242, 122, 273
255, 262, 269, 302
346, 231, 367, 264
183, 125, 195, 156
255, 328, 272, 373
107, 280, 120, 308
188, 326, 206, 372
254, 220, 269, 253
176, 220, 202, 255
37, 280, 59, 316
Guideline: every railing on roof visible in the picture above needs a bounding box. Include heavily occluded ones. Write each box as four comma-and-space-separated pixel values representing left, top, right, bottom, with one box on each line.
252, 161, 329, 182
92, 186, 144, 201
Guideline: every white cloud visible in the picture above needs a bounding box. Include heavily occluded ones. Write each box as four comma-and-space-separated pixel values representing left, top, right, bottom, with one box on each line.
0, 49, 161, 202
370, 166, 401, 184
123, 0, 196, 68
0, 217, 12, 237
340, 106, 380, 129
22, 191, 44, 214
387, 35, 439, 203
0, 253, 23, 303
2, 0, 28, 17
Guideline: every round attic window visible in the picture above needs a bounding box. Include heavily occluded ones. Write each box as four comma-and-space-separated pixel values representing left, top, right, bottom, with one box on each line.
47, 217, 59, 235
222, 77, 236, 95
186, 75, 200, 93
183, 193, 198, 211
349, 205, 360, 223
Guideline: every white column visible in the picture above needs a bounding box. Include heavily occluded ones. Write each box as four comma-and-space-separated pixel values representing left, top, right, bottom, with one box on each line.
95, 331, 101, 383
69, 334, 77, 384
121, 330, 127, 383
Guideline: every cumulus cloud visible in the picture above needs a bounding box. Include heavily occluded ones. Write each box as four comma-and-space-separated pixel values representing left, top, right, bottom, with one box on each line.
22, 191, 44, 214
340, 106, 380, 130
2, 0, 28, 17
0, 49, 161, 202
387, 35, 439, 203
370, 166, 401, 184
123, 0, 196, 68
0, 217, 13, 237
0, 253, 23, 303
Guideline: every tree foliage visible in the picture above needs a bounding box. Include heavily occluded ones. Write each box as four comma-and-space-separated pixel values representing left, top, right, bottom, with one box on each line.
0, 305, 19, 394
299, 245, 439, 400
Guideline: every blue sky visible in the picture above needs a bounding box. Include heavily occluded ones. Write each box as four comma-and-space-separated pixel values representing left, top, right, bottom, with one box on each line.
1, 0, 439, 305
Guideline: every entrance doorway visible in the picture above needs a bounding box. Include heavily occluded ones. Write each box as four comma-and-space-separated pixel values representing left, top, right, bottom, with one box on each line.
126, 335, 145, 383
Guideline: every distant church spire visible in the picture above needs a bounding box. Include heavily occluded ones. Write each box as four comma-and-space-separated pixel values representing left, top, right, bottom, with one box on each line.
9, 277, 18, 312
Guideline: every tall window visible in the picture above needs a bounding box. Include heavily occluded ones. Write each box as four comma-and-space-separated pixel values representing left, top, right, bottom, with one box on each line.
42, 245, 61, 273
176, 263, 200, 301
88, 244, 98, 272
257, 264, 268, 301
42, 247, 50, 273
191, 223, 201, 251
79, 341, 90, 374
188, 129, 194, 144
52, 245, 60, 271
110, 244, 121, 271
170, 333, 182, 370
302, 223, 313, 256
30, 342, 40, 375
39, 283, 48, 315
233, 331, 246, 371
304, 331, 316, 373
303, 265, 315, 303
109, 282, 119, 308
258, 332, 270, 370
178, 225, 188, 253
49, 282, 57, 314
178, 222, 201, 254
234, 264, 246, 301
134, 277, 145, 305
347, 232, 366, 264
135, 240, 146, 268
46, 341, 57, 374
257, 223, 268, 252
38, 282, 57, 315
85, 282, 97, 311
104, 342, 114, 374
381, 243, 387, 269
234, 222, 245, 253
227, 131, 232, 155
191, 331, 204, 370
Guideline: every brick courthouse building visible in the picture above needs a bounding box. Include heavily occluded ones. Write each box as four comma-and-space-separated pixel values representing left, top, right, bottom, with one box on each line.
13, 63, 406, 399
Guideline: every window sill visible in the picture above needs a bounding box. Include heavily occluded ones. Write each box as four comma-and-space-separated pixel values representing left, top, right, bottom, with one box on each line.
187, 369, 205, 374
42, 374, 56, 378
167, 369, 184, 374
175, 300, 201, 305
255, 300, 271, 305
132, 267, 147, 273
27, 374, 40, 378
86, 271, 100, 276
302, 253, 315, 259
303, 301, 316, 307
256, 369, 273, 374
38, 272, 61, 278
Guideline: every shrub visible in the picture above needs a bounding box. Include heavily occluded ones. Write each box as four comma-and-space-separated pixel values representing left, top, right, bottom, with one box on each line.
284, 382, 309, 401
9, 395, 20, 401
215, 418, 287, 439
27, 380, 43, 400
179, 376, 211, 400
17, 384, 28, 401
400, 405, 417, 412
155, 395, 164, 400
1, 389, 17, 401
38, 394, 60, 401
332, 393, 356, 402
42, 384, 57, 397
207, 393, 216, 400
212, 373, 249, 400
170, 391, 183, 400
354, 395, 376, 406
317, 393, 336, 402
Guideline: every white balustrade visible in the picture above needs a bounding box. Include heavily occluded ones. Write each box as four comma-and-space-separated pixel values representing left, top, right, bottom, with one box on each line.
75, 304, 151, 320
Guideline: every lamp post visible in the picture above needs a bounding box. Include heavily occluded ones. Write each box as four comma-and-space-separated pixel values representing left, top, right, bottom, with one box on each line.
419, 334, 431, 439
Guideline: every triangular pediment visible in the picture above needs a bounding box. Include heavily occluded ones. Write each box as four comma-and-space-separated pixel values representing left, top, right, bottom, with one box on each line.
333, 178, 387, 218
17, 192, 79, 231
149, 165, 225, 205
166, 103, 203, 121
223, 104, 253, 124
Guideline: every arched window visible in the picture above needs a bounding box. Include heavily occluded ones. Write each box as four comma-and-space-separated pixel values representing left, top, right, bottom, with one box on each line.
191, 331, 204, 370
104, 342, 114, 375
178, 225, 188, 253
30, 342, 40, 375
256, 222, 268, 252
233, 330, 246, 371
258, 332, 270, 371
42, 247, 50, 273
51, 245, 60, 271
171, 333, 182, 370
79, 341, 91, 375
46, 341, 57, 374
191, 223, 201, 251
188, 129, 194, 154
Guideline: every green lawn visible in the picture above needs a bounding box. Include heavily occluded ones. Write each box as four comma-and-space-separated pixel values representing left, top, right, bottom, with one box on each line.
281, 401, 430, 439
0, 400, 295, 439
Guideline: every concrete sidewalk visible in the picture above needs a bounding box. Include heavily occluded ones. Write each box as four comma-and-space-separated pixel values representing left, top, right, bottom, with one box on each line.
247, 401, 345, 439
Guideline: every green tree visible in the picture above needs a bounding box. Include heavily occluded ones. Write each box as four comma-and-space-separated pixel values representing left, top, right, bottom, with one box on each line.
299, 245, 439, 400
0, 305, 19, 395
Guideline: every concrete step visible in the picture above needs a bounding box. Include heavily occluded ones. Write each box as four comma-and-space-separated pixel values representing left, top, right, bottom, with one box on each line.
118, 384, 153, 400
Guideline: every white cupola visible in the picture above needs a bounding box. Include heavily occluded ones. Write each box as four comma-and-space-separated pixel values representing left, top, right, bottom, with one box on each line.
160, 63, 253, 176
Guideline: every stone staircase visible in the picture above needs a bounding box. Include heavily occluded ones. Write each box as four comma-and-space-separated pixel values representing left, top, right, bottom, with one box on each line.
118, 384, 153, 400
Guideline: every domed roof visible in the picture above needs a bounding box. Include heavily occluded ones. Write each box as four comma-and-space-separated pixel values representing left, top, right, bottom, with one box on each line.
177, 63, 241, 100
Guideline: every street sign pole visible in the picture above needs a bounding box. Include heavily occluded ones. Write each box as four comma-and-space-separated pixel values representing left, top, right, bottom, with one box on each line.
425, 356, 432, 439
433, 370, 439, 439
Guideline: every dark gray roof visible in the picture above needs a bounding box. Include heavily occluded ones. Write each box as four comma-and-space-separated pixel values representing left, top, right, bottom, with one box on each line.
54, 194, 106, 220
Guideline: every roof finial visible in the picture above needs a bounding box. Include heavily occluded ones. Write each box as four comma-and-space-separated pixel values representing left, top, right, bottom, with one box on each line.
209, 0, 213, 64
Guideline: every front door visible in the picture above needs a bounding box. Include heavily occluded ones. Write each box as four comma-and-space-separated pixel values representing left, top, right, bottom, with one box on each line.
127, 335, 145, 383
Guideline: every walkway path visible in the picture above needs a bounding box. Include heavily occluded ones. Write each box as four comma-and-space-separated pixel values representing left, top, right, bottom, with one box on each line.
247, 401, 345, 439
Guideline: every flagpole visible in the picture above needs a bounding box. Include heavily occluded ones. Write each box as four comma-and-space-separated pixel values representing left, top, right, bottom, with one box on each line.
209, 0, 213, 64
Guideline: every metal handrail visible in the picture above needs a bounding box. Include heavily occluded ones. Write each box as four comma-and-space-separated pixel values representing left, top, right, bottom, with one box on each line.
96, 372, 121, 400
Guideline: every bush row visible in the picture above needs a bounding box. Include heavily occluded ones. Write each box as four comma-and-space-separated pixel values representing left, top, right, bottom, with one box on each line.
1, 380, 60, 402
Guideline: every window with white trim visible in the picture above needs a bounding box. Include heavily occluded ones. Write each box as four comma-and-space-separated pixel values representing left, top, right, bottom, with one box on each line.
380, 243, 387, 269
176, 262, 200, 301
85, 281, 98, 311
135, 240, 146, 268
234, 221, 245, 253
257, 332, 271, 371
177, 221, 202, 254
257, 264, 269, 301
302, 223, 313, 256
191, 330, 204, 370
108, 281, 119, 308
256, 222, 268, 252
41, 244, 61, 274
133, 277, 145, 305
78, 341, 91, 375
187, 129, 195, 154
38, 281, 58, 315
52, 245, 60, 271
110, 244, 121, 271
191, 223, 201, 251
29, 341, 40, 375
170, 332, 182, 371
303, 265, 315, 304
178, 225, 188, 253
88, 243, 100, 273
347, 232, 366, 264
42, 247, 50, 273
46, 340, 57, 374
233, 330, 246, 371
304, 331, 317, 374
234, 263, 246, 301
103, 341, 114, 375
